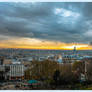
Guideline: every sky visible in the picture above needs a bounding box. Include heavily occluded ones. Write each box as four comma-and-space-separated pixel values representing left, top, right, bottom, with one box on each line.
1, 2, 92, 50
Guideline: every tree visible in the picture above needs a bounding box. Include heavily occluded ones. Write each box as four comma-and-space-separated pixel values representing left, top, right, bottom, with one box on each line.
59, 63, 79, 84
30, 60, 59, 80
24, 69, 31, 80
72, 61, 85, 83
85, 59, 92, 82
72, 61, 84, 74
53, 70, 61, 86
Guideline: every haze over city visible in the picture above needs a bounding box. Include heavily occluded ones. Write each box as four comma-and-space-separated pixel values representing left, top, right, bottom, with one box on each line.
1, 2, 92, 50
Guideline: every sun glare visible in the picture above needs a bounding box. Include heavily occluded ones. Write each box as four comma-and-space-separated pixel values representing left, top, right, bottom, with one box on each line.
63, 45, 89, 50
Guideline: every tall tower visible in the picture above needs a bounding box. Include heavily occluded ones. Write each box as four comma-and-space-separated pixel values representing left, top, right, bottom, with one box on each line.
73, 46, 76, 55
74, 46, 76, 51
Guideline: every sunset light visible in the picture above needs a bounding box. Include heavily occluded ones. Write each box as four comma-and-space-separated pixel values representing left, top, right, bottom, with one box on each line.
0, 3, 92, 50
0, 37, 91, 50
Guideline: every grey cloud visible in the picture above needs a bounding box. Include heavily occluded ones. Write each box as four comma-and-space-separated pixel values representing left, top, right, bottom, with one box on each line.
0, 2, 92, 43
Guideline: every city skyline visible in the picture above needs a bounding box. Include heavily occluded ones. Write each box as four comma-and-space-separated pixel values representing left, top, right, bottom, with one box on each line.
1, 2, 92, 50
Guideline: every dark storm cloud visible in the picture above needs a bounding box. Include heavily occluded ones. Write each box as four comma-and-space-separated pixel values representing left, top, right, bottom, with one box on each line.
0, 2, 92, 43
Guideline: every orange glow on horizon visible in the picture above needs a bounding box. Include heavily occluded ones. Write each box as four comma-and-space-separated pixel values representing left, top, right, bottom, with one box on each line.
0, 38, 92, 50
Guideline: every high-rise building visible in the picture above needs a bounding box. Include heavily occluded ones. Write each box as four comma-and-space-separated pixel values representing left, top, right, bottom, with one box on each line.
73, 46, 76, 54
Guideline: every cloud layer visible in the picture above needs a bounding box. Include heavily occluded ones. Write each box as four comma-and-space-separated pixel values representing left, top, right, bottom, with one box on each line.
1, 2, 92, 44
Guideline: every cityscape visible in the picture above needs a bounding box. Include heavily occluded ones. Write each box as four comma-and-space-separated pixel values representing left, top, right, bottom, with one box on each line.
0, 2, 92, 90
0, 48, 91, 89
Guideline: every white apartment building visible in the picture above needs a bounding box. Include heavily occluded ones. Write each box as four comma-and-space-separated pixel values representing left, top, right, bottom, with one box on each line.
7, 63, 25, 80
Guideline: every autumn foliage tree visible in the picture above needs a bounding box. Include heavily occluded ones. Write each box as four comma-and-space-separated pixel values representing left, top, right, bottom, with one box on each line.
29, 60, 59, 81
25, 60, 85, 84
72, 61, 84, 74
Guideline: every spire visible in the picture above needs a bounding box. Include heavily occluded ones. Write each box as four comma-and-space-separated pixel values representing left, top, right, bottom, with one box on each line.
74, 46, 76, 52
73, 46, 76, 54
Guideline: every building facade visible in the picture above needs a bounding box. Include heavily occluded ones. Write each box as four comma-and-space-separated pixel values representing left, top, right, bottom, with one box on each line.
7, 64, 25, 80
